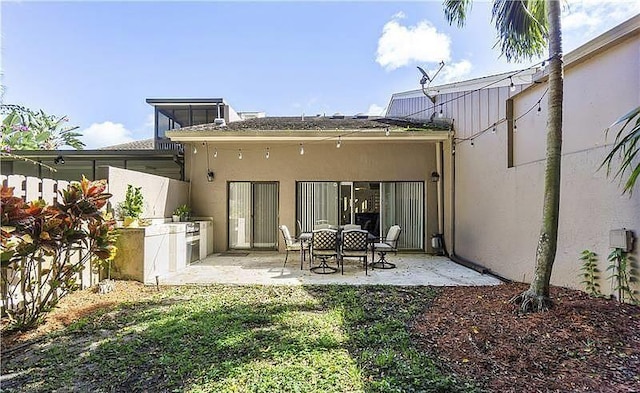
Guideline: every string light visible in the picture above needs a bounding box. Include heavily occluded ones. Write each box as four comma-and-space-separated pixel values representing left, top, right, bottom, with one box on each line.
470, 140, 475, 147
336, 136, 341, 148
299, 143, 304, 155
238, 149, 243, 160
509, 77, 516, 92
513, 121, 518, 131
213, 148, 217, 158
438, 105, 443, 118
265, 147, 270, 159
537, 102, 542, 115
385, 127, 390, 136
193, 145, 197, 154
492, 125, 497, 134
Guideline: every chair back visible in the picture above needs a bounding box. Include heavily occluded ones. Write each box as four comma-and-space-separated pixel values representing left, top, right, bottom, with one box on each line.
341, 229, 368, 252
279, 225, 295, 246
312, 229, 338, 253
313, 223, 331, 230
385, 225, 402, 248
343, 224, 361, 231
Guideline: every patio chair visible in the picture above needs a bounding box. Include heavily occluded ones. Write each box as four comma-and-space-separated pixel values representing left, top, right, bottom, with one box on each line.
310, 228, 339, 274
371, 225, 401, 269
279, 224, 308, 269
340, 229, 369, 275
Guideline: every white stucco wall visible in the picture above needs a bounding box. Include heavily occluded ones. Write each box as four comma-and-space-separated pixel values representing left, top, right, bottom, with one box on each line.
101, 166, 189, 219
454, 26, 640, 292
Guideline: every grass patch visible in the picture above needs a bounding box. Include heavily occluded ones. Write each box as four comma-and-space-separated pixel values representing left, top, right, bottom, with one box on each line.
2, 285, 477, 392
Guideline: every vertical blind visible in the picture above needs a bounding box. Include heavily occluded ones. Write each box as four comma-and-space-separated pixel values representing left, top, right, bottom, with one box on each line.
297, 182, 339, 232
253, 183, 278, 248
228, 182, 252, 249
381, 182, 424, 249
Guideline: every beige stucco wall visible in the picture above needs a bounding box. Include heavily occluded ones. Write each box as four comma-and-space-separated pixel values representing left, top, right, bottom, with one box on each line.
454, 30, 640, 292
185, 141, 440, 253
100, 166, 189, 219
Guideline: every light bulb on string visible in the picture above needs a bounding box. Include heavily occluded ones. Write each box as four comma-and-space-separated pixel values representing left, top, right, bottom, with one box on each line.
438, 105, 443, 118
509, 77, 516, 92
537, 102, 542, 115
238, 149, 243, 160
336, 136, 341, 148
299, 143, 304, 155
492, 125, 497, 134
265, 147, 270, 159
213, 148, 217, 158
513, 121, 518, 132
470, 139, 475, 147
385, 127, 390, 137
193, 145, 197, 154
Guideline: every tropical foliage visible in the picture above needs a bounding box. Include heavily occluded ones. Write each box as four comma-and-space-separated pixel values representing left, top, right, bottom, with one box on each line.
0, 176, 116, 331
601, 106, 640, 194
1, 104, 84, 152
119, 184, 144, 219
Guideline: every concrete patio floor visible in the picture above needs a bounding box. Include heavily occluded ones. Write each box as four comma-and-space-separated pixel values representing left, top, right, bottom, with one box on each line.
158, 252, 503, 286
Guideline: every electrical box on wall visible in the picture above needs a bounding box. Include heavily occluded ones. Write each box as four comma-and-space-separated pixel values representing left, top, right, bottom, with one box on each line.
609, 229, 634, 252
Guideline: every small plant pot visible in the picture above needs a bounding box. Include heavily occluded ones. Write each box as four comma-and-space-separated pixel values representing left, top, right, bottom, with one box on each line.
123, 217, 139, 228
172, 215, 180, 222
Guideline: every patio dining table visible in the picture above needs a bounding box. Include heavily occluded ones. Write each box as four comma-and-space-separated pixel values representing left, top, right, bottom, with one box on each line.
299, 230, 376, 274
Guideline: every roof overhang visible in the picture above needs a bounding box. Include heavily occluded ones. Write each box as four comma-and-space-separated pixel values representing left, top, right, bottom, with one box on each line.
166, 129, 451, 143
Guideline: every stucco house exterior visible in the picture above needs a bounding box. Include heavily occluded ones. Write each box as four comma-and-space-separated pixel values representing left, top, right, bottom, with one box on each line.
166, 116, 451, 254
386, 14, 639, 290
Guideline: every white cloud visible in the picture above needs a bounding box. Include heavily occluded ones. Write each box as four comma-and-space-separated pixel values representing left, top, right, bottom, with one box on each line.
366, 104, 385, 116
80, 121, 135, 149
376, 13, 451, 71
562, 1, 640, 37
440, 60, 473, 83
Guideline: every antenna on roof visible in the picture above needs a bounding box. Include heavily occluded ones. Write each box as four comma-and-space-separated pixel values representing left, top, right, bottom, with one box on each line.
418, 61, 445, 104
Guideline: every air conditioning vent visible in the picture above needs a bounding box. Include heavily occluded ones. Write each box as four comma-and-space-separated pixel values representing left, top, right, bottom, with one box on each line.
214, 118, 226, 127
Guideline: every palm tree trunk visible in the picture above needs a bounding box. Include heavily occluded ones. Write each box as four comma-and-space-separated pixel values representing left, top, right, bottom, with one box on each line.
512, 0, 563, 312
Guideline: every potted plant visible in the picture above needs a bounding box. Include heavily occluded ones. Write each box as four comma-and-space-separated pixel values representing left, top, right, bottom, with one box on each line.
119, 184, 144, 227
173, 204, 191, 222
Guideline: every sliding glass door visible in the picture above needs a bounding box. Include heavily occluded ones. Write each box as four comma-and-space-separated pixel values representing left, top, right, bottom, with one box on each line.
296, 180, 424, 250
381, 182, 424, 249
296, 182, 339, 233
229, 182, 278, 250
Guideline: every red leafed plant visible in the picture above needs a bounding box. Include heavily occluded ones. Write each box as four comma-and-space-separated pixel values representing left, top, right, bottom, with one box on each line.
1, 176, 117, 332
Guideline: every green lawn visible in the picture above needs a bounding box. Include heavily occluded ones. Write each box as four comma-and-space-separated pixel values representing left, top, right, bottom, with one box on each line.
2, 285, 478, 392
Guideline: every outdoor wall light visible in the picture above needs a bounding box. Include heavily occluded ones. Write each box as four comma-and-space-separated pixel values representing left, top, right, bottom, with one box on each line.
54, 155, 65, 165
207, 170, 215, 182
430, 171, 440, 183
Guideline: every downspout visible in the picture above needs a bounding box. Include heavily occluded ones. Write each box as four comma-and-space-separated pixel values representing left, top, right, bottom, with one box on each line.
436, 142, 444, 236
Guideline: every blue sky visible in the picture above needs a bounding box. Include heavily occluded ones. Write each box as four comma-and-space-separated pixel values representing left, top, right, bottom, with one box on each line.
2, 1, 639, 149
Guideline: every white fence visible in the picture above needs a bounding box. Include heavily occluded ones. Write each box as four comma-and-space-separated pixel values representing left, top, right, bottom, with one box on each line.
1, 174, 70, 205
1, 174, 100, 314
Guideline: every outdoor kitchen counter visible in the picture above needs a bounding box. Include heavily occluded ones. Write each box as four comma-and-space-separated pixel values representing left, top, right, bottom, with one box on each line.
112, 223, 187, 285
111, 221, 213, 285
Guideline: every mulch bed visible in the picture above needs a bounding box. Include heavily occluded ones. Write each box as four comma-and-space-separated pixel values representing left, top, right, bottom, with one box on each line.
410, 282, 640, 393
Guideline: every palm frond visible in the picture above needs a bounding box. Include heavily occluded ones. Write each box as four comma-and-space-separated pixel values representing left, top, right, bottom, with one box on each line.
444, 0, 473, 27
492, 0, 548, 61
601, 106, 640, 194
